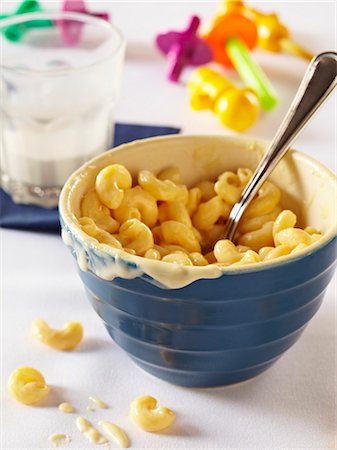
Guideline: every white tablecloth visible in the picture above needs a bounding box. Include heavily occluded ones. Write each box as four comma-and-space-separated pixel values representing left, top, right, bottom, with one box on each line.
2, 1, 336, 449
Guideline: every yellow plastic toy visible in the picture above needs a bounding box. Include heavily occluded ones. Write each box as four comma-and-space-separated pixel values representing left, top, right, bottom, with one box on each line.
218, 1, 313, 61
187, 67, 259, 131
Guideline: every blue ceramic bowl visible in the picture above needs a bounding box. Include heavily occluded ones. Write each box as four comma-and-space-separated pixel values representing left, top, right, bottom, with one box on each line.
59, 135, 337, 387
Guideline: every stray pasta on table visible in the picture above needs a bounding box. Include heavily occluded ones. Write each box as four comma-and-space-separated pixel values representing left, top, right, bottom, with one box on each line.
78, 164, 323, 267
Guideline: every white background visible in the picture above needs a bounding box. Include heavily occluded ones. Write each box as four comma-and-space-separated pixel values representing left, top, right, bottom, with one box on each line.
1, 1, 336, 449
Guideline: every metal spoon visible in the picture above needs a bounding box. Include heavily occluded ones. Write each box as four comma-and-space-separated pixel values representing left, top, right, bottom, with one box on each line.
223, 52, 337, 241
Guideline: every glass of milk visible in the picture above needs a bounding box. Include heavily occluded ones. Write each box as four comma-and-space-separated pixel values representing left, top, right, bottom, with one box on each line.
0, 12, 125, 208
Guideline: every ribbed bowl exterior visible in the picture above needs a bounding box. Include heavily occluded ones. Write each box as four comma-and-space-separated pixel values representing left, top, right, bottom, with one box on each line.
58, 136, 337, 388
77, 236, 337, 387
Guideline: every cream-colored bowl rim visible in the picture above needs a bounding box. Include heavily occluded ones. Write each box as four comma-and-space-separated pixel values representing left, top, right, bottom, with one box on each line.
59, 134, 337, 275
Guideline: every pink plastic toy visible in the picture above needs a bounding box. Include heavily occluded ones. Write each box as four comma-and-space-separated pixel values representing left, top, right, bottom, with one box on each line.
156, 16, 213, 82
58, 0, 110, 45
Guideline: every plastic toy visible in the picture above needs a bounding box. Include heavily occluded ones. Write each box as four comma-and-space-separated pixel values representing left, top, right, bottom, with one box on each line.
188, 67, 259, 131
249, 11, 313, 61
204, 12, 277, 111
58, 0, 110, 46
0, 0, 53, 42
156, 16, 213, 82
218, 1, 313, 61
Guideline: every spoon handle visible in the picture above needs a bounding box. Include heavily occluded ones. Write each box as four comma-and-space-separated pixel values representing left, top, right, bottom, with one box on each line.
224, 51, 337, 241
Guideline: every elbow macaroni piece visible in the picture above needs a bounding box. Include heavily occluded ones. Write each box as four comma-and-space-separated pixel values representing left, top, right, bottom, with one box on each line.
236, 245, 251, 253
32, 319, 83, 351
214, 239, 242, 265
244, 181, 281, 219
275, 228, 321, 248
81, 190, 119, 233
234, 250, 261, 266
273, 210, 297, 245
291, 243, 309, 253
192, 196, 230, 230
258, 246, 274, 260
113, 186, 158, 228
152, 244, 170, 257
79, 217, 122, 248
162, 252, 193, 266
238, 221, 275, 252
263, 245, 293, 261
157, 167, 181, 184
159, 244, 189, 254
195, 180, 216, 201
215, 171, 242, 205
78, 163, 324, 268
189, 252, 209, 266
237, 167, 253, 186
96, 164, 132, 210
8, 367, 50, 405
304, 226, 319, 235
118, 219, 154, 255
239, 206, 281, 234
130, 395, 176, 432
158, 201, 192, 227
144, 248, 162, 260
124, 248, 137, 255
186, 187, 202, 216
138, 170, 187, 202
161, 221, 201, 253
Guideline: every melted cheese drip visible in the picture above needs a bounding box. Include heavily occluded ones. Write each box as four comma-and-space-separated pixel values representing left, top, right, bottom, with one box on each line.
58, 402, 74, 413
98, 421, 129, 448
64, 226, 222, 289
88, 396, 108, 409
76, 417, 108, 445
48, 433, 70, 447
61, 228, 73, 247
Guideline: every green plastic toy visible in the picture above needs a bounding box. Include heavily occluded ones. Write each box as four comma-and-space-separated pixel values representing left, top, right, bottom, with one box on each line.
204, 11, 277, 111
226, 37, 277, 110
0, 0, 53, 42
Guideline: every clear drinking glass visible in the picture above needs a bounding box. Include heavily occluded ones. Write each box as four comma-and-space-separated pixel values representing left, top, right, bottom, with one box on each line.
0, 12, 125, 207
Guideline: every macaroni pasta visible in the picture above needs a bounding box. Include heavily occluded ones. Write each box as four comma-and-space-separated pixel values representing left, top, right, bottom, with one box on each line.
78, 165, 323, 268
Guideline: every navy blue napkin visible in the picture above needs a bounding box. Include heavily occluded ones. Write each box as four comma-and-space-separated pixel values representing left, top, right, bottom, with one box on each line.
0, 123, 180, 233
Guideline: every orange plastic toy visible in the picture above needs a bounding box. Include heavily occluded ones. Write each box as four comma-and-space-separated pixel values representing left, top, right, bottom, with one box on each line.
205, 12, 257, 67
218, 0, 314, 61
204, 12, 277, 110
